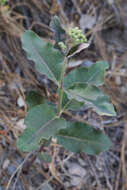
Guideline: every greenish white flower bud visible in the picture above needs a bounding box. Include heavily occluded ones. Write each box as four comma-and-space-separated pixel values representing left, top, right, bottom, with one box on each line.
67, 27, 87, 45
58, 42, 67, 51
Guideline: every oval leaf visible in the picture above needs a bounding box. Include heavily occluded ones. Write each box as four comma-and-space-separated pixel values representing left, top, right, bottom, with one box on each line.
86, 95, 116, 116
21, 30, 63, 85
56, 122, 112, 155
66, 83, 103, 102
17, 103, 66, 152
50, 16, 66, 44
64, 61, 109, 88
62, 91, 84, 111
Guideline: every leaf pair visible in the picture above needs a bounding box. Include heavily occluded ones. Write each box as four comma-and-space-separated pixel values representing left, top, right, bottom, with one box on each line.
17, 101, 111, 154
17, 92, 112, 154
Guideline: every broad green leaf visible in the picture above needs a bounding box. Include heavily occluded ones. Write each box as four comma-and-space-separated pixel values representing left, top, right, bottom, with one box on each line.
25, 91, 44, 110
62, 91, 84, 110
66, 83, 103, 102
64, 61, 109, 88
56, 122, 112, 155
17, 103, 66, 152
86, 95, 116, 116
21, 30, 63, 84
1, 0, 6, 6
65, 99, 84, 110
50, 16, 66, 44
66, 83, 116, 116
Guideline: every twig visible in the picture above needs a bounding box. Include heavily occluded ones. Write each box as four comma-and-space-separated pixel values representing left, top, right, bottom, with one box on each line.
22, 141, 47, 174
6, 152, 31, 190
86, 155, 102, 190
121, 120, 127, 190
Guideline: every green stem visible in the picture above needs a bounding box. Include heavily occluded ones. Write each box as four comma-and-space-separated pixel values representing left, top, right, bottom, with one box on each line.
57, 57, 68, 116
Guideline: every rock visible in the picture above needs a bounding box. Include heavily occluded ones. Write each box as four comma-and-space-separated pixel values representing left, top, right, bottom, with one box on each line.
2, 159, 10, 170
17, 96, 25, 107
67, 162, 87, 186
17, 119, 26, 130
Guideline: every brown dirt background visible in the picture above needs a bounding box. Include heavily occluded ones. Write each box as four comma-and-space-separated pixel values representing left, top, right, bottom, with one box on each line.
0, 0, 127, 189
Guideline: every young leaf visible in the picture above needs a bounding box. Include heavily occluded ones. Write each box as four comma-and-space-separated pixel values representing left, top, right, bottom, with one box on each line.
25, 91, 44, 110
86, 95, 116, 116
50, 16, 66, 44
56, 122, 112, 155
17, 103, 66, 152
66, 83, 103, 102
64, 61, 109, 88
21, 30, 63, 85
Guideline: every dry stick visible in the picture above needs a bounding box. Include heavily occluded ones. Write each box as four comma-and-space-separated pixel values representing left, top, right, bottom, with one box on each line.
103, 160, 113, 190
22, 141, 47, 174
114, 161, 122, 190
6, 152, 31, 190
36, 176, 54, 190
121, 120, 127, 190
71, 0, 81, 15
56, 0, 69, 23
12, 167, 23, 190
49, 143, 64, 185
63, 110, 103, 129
86, 155, 102, 190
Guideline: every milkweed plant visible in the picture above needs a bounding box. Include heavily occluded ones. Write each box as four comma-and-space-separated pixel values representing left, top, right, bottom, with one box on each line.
17, 16, 116, 155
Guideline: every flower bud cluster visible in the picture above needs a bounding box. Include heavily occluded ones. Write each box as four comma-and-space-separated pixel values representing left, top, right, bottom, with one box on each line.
58, 42, 67, 52
68, 27, 87, 45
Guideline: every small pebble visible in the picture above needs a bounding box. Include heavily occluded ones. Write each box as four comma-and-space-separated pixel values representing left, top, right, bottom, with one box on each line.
17, 96, 25, 107
17, 119, 26, 130
2, 159, 10, 170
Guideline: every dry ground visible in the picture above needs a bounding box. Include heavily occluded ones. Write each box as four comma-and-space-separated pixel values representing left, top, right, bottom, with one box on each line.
0, 0, 127, 189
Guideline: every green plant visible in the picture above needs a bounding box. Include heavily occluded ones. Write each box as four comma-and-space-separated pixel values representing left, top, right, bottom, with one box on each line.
0, 0, 6, 6
17, 16, 116, 155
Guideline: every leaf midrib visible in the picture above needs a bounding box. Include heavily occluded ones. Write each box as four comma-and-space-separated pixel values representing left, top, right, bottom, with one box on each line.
26, 117, 56, 145
57, 134, 105, 146
87, 67, 102, 83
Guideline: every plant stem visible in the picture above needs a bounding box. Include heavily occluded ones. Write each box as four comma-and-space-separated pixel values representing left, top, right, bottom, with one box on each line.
57, 56, 68, 116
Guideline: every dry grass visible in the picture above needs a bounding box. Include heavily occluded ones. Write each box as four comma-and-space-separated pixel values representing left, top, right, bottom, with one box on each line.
0, 0, 127, 189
